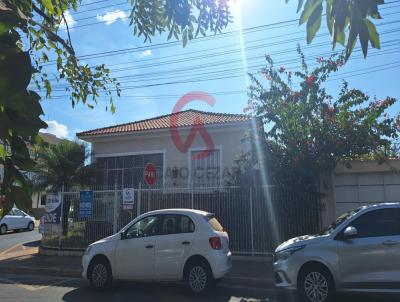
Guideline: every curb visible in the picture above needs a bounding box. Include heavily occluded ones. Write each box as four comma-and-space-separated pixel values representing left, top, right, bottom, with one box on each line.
0, 266, 82, 278
0, 266, 272, 289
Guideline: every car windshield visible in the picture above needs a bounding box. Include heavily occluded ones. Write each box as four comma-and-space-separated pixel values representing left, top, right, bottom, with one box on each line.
319, 207, 363, 235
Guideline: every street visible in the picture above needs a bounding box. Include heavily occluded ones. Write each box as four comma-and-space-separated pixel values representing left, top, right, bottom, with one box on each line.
0, 274, 399, 302
0, 230, 41, 254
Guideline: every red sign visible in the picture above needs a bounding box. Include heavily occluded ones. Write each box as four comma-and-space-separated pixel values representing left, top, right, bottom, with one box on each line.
144, 163, 157, 186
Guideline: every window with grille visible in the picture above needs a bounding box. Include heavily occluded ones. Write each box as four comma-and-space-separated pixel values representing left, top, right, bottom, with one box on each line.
190, 149, 221, 188
95, 153, 163, 188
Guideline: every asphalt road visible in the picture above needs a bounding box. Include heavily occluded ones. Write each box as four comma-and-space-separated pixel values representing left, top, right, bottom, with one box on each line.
0, 274, 399, 302
0, 229, 42, 254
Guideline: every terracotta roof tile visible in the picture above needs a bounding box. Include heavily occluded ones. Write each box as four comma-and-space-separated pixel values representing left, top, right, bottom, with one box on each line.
77, 109, 252, 137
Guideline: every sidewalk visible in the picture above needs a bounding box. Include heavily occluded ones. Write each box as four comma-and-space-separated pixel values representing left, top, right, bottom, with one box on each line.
0, 242, 273, 289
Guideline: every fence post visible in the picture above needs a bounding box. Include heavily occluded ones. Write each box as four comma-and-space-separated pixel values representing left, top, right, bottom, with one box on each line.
191, 186, 194, 209
113, 181, 118, 234
137, 182, 142, 216
250, 187, 255, 255
58, 183, 64, 249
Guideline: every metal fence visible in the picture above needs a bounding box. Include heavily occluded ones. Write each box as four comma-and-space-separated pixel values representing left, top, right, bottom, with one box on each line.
42, 185, 322, 254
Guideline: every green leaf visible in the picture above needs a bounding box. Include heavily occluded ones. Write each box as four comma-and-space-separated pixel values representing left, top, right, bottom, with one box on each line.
364, 19, 380, 49
182, 29, 188, 47
299, 0, 322, 25
306, 3, 322, 44
42, 0, 54, 14
0, 51, 31, 92
359, 21, 369, 58
44, 79, 52, 97
0, 144, 6, 160
297, 0, 305, 13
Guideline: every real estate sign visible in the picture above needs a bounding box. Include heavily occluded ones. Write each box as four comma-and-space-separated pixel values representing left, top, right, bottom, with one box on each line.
122, 188, 134, 210
45, 193, 61, 224
80, 191, 93, 218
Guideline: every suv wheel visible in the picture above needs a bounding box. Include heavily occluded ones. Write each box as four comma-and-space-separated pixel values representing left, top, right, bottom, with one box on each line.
298, 265, 334, 302
27, 222, 34, 231
89, 258, 112, 290
0, 224, 7, 235
184, 261, 213, 294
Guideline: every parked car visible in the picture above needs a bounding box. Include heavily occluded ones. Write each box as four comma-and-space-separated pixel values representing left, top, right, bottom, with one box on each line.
82, 209, 231, 293
0, 208, 36, 234
273, 203, 400, 302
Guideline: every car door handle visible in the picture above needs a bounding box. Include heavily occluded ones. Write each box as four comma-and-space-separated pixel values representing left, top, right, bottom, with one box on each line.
182, 241, 191, 245
145, 245, 154, 249
382, 240, 398, 246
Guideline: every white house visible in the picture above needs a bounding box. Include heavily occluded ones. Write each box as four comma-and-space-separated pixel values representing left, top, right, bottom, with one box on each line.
77, 109, 258, 189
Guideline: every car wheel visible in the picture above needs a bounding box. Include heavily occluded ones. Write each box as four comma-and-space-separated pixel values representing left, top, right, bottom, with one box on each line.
27, 222, 34, 231
298, 265, 334, 302
88, 258, 112, 290
0, 224, 7, 235
184, 260, 213, 294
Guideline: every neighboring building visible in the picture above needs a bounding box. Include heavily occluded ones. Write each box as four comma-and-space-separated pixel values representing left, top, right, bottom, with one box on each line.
77, 110, 257, 189
320, 159, 400, 227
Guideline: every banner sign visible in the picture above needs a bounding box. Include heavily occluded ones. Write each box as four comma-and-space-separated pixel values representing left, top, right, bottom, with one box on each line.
123, 188, 134, 210
80, 191, 93, 218
45, 193, 61, 224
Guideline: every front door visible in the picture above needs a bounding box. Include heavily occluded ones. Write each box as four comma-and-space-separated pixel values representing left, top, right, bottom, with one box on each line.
115, 215, 160, 280
155, 214, 195, 279
338, 208, 400, 288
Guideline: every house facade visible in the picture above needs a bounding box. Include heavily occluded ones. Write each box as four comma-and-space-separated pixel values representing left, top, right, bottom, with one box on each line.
77, 110, 257, 189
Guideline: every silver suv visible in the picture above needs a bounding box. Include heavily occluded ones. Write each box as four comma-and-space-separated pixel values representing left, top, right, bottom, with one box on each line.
273, 203, 400, 302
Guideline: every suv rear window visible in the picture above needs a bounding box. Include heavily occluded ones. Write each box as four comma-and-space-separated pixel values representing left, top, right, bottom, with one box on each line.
205, 214, 224, 232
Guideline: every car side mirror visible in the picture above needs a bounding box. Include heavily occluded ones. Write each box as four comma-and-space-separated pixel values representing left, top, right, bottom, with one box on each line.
343, 226, 358, 240
120, 231, 127, 240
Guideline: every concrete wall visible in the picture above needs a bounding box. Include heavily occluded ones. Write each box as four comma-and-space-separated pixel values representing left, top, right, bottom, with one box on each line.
321, 160, 400, 227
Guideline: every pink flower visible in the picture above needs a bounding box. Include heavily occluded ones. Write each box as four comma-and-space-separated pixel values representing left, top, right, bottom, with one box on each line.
278, 66, 286, 73
305, 75, 317, 85
317, 57, 324, 63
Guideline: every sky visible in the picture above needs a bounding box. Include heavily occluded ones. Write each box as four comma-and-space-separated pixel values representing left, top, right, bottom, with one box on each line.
37, 0, 400, 140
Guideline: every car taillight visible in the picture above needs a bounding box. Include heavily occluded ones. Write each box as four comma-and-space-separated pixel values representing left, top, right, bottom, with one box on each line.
209, 237, 222, 250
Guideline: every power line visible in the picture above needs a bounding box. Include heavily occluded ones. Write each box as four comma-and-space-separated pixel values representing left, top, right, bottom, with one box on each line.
43, 29, 400, 89
64, 0, 400, 30
53, 42, 399, 88
43, 18, 400, 67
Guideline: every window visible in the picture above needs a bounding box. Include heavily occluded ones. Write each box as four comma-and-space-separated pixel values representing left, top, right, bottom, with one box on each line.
40, 194, 47, 206
125, 216, 159, 239
205, 214, 224, 232
12, 209, 24, 216
190, 149, 220, 188
160, 215, 195, 235
95, 153, 163, 188
349, 208, 400, 238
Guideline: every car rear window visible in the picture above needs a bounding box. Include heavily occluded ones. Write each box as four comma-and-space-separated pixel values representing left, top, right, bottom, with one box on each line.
205, 214, 224, 232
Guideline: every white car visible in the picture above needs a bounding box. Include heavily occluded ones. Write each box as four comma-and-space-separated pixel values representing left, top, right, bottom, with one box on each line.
82, 209, 232, 293
0, 208, 36, 234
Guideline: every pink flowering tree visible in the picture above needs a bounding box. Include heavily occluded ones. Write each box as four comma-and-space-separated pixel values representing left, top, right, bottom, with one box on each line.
246, 46, 400, 185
